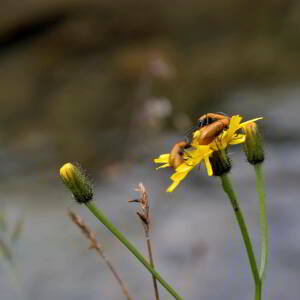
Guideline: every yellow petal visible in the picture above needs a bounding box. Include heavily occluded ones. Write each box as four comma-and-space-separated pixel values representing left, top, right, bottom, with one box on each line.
240, 117, 263, 128
60, 162, 75, 180
167, 181, 180, 192
176, 163, 194, 173
170, 170, 189, 181
204, 156, 213, 176
191, 146, 212, 157
154, 154, 170, 164
156, 163, 170, 169
228, 134, 246, 145
226, 115, 242, 138
193, 130, 200, 139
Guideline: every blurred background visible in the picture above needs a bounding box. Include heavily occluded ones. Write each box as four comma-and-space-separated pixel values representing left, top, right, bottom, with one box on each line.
0, 0, 300, 299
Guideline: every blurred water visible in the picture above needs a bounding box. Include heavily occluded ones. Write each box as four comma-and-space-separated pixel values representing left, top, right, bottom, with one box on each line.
0, 89, 300, 300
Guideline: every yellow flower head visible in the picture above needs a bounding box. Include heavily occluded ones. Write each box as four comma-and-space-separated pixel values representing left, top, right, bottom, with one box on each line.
154, 115, 263, 192
60, 163, 76, 181
242, 121, 265, 165
60, 162, 93, 203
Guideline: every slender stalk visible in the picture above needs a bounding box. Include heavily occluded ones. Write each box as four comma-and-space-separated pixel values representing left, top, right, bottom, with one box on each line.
85, 201, 182, 300
68, 210, 132, 300
254, 164, 268, 280
145, 229, 160, 300
255, 281, 262, 300
220, 175, 261, 300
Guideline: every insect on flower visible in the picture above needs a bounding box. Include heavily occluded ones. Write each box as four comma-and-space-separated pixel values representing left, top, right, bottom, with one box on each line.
168, 141, 190, 169
154, 114, 263, 192
185, 112, 231, 145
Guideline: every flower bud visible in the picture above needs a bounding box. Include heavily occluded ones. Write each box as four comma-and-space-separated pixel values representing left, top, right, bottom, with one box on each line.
209, 149, 231, 176
60, 163, 93, 203
242, 122, 264, 165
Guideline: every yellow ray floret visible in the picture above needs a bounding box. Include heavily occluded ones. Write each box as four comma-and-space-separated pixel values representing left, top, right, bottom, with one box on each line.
154, 154, 170, 169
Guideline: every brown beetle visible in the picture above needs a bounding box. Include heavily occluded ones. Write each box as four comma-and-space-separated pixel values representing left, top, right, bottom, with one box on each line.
169, 113, 230, 168
168, 141, 190, 169
185, 113, 231, 145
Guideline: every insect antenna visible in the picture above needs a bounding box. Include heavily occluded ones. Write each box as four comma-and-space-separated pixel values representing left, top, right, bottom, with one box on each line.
215, 112, 227, 116
184, 124, 199, 137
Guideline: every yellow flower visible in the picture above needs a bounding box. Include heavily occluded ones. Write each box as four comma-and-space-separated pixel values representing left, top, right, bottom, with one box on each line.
154, 115, 263, 192
242, 121, 265, 165
60, 162, 93, 203
60, 163, 76, 181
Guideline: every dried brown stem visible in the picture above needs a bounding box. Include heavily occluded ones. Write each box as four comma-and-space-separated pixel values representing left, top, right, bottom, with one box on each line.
68, 210, 132, 300
145, 229, 160, 300
129, 183, 160, 300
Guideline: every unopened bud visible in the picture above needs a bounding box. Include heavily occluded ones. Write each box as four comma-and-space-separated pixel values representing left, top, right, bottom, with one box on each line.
242, 122, 264, 165
209, 149, 231, 176
60, 163, 93, 203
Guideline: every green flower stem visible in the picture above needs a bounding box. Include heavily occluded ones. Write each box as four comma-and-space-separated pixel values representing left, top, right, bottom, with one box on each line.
255, 282, 262, 300
220, 175, 261, 300
255, 164, 268, 280
85, 201, 183, 300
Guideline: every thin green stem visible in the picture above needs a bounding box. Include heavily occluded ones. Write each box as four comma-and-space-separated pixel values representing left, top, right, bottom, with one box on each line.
85, 201, 182, 300
220, 175, 261, 299
255, 281, 262, 300
255, 164, 268, 280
